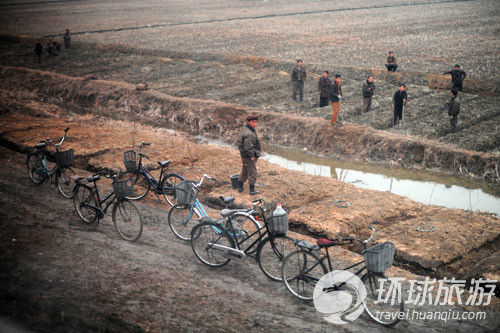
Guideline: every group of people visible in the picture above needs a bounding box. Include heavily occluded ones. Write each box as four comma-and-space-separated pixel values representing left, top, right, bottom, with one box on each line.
34, 29, 71, 63
290, 55, 466, 130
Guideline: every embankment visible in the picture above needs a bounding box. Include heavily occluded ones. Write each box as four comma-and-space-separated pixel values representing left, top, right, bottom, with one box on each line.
1, 65, 498, 182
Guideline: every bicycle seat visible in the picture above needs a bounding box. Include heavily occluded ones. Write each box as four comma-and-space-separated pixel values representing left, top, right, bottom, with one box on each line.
87, 175, 101, 182
219, 196, 235, 205
36, 142, 47, 148
220, 209, 242, 217
317, 238, 338, 248
158, 160, 170, 168
294, 239, 320, 251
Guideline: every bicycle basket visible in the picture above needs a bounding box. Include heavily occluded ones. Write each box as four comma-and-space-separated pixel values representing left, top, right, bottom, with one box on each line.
113, 177, 135, 199
267, 208, 289, 236
175, 181, 198, 205
123, 150, 137, 173
362, 242, 395, 273
54, 149, 74, 167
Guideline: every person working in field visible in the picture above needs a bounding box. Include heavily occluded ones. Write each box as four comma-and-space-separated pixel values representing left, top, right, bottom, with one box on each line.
392, 84, 407, 126
318, 71, 331, 108
443, 64, 467, 92
237, 114, 261, 195
329, 74, 342, 126
446, 89, 460, 131
385, 51, 398, 72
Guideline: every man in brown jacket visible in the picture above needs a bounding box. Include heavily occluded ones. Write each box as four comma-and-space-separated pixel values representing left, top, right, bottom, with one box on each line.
237, 114, 261, 195
385, 51, 398, 72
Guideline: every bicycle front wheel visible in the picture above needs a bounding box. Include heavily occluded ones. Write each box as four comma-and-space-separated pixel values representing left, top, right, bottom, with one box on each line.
161, 173, 184, 206
73, 184, 98, 225
112, 199, 143, 242
168, 203, 197, 241
362, 272, 404, 326
27, 153, 44, 184
191, 221, 234, 267
122, 172, 150, 200
57, 167, 76, 198
282, 249, 327, 301
256, 235, 297, 281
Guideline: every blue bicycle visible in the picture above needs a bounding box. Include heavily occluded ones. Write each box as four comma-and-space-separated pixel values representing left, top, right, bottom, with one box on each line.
167, 174, 260, 243
122, 141, 184, 205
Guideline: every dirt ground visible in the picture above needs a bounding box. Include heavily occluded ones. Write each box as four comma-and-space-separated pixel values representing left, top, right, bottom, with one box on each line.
1, 134, 499, 332
0, 38, 498, 155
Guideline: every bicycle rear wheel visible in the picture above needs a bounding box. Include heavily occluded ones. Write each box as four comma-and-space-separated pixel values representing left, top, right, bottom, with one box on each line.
161, 173, 184, 206
227, 213, 261, 252
282, 249, 327, 301
191, 221, 234, 267
362, 272, 404, 326
27, 153, 44, 184
122, 171, 150, 200
168, 203, 196, 241
57, 167, 76, 198
112, 199, 143, 242
73, 184, 98, 225
256, 235, 297, 282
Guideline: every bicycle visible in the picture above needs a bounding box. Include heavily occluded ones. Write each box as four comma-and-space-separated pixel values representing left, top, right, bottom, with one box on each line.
190, 198, 298, 282
121, 141, 184, 205
26, 127, 76, 199
281, 226, 404, 326
73, 168, 143, 242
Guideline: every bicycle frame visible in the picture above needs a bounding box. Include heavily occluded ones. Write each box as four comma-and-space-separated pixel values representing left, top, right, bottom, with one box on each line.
83, 182, 117, 218
32, 150, 60, 180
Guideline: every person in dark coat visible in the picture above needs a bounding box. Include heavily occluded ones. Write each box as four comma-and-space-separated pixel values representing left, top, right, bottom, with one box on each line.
63, 29, 71, 49
385, 51, 398, 72
443, 64, 467, 91
329, 74, 342, 126
291, 59, 307, 102
34, 40, 43, 63
392, 84, 407, 126
236, 114, 262, 195
447, 90, 460, 131
318, 71, 331, 107
361, 75, 376, 113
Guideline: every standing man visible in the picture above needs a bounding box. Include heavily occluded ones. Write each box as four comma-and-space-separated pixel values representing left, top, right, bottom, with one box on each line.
291, 59, 307, 103
443, 64, 467, 92
329, 74, 342, 126
385, 51, 398, 72
34, 40, 43, 63
63, 29, 71, 49
392, 84, 407, 126
237, 114, 261, 195
318, 71, 331, 107
361, 75, 376, 113
447, 90, 460, 131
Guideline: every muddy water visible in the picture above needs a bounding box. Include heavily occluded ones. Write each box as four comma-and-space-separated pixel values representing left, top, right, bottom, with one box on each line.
196, 136, 500, 215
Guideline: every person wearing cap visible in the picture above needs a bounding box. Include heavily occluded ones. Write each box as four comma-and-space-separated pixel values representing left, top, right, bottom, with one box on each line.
385, 51, 398, 72
443, 64, 467, 92
362, 75, 376, 113
291, 59, 307, 102
318, 71, 331, 107
392, 84, 407, 126
446, 89, 460, 131
236, 114, 262, 195
329, 74, 342, 126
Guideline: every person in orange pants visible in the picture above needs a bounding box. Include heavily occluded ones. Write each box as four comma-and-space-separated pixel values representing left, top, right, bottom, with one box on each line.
329, 74, 342, 125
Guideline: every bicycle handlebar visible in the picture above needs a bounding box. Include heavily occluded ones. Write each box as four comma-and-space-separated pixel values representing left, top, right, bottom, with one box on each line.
344, 226, 376, 245
196, 174, 216, 188
45, 127, 70, 148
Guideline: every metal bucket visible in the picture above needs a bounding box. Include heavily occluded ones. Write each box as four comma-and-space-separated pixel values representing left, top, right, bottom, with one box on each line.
230, 174, 239, 189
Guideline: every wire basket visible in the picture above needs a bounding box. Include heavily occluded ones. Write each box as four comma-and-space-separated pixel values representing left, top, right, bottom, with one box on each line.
362, 242, 395, 273
175, 181, 198, 206
55, 149, 74, 167
113, 177, 135, 199
267, 210, 289, 235
123, 150, 137, 173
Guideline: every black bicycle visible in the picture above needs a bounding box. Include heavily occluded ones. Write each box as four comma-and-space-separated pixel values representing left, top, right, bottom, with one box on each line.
121, 142, 184, 205
281, 226, 404, 326
190, 198, 298, 282
73, 169, 143, 242
26, 127, 76, 198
